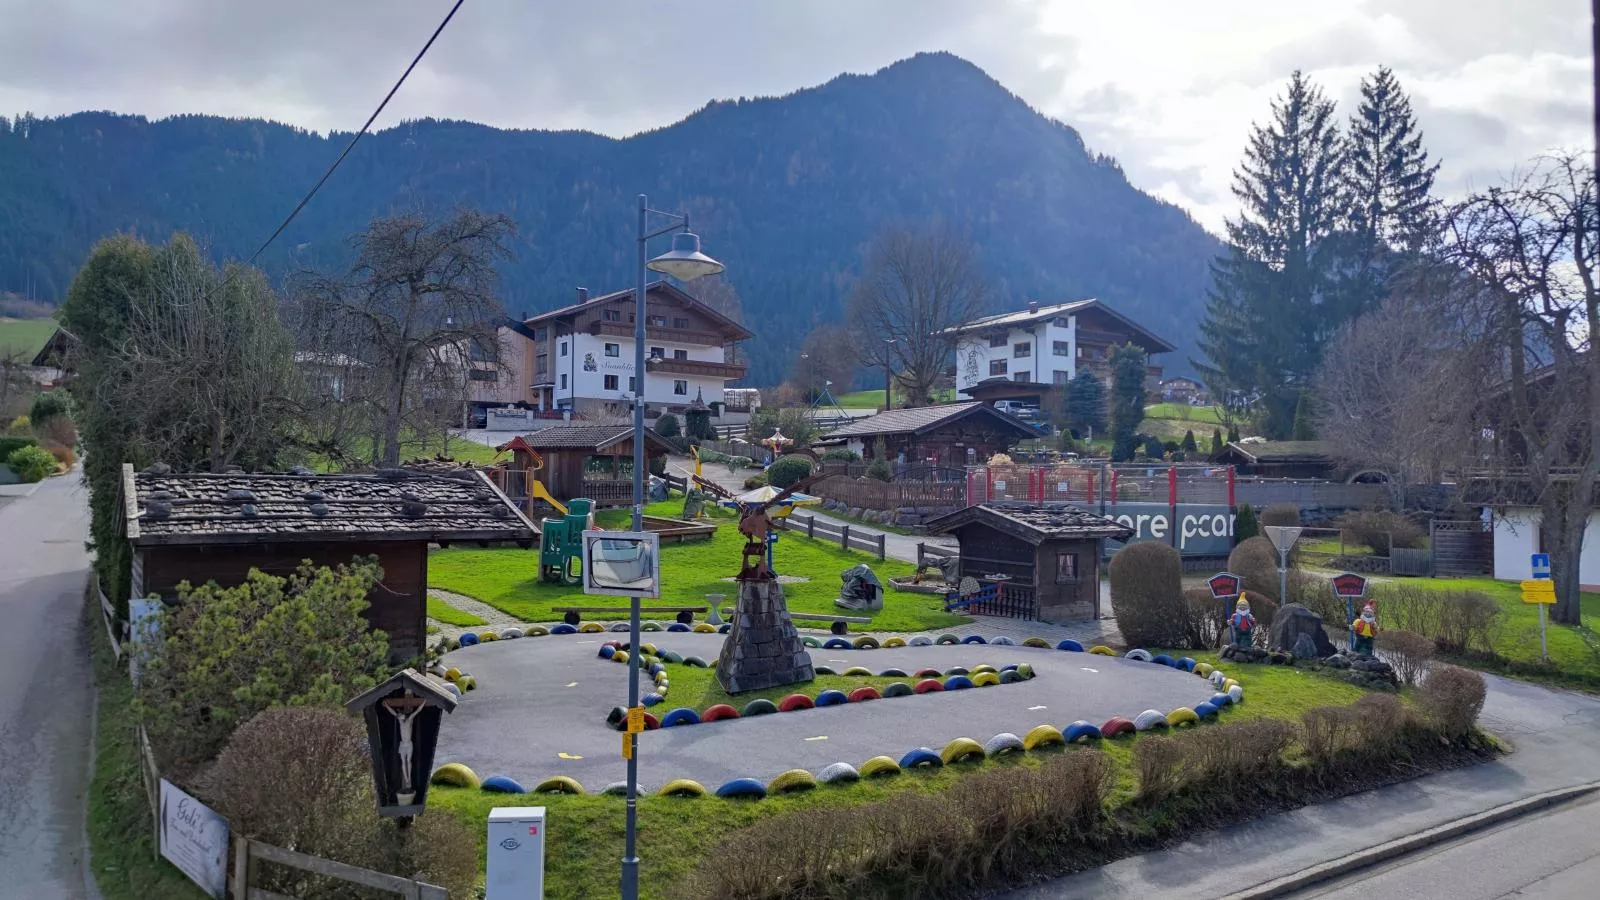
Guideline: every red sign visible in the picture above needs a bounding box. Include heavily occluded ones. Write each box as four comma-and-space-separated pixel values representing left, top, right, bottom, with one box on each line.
1207, 572, 1242, 599
1332, 572, 1368, 598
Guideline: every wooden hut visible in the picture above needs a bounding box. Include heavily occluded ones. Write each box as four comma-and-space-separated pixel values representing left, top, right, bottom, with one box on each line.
123, 463, 537, 660
926, 503, 1132, 623
499, 425, 675, 507
823, 402, 1040, 468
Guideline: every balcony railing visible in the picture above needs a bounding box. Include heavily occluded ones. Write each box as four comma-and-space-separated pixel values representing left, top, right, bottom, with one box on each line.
588, 321, 726, 346
649, 358, 748, 379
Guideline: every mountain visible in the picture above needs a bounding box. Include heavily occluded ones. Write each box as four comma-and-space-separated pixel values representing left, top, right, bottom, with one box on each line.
0, 52, 1221, 385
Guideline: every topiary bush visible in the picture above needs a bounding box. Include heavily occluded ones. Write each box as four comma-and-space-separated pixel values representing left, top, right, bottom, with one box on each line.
655, 413, 681, 438
28, 390, 71, 427
765, 454, 813, 489
1233, 502, 1260, 543
1109, 541, 1188, 648
1337, 509, 1425, 554
1259, 503, 1301, 528
1419, 665, 1487, 739
7, 444, 57, 482
1227, 536, 1282, 606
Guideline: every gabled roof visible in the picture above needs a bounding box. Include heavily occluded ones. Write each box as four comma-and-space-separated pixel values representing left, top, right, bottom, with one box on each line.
1217, 440, 1333, 464
511, 425, 676, 452
823, 402, 1038, 440
123, 463, 538, 547
942, 298, 1176, 354
30, 325, 77, 368
926, 503, 1133, 544
520, 281, 754, 341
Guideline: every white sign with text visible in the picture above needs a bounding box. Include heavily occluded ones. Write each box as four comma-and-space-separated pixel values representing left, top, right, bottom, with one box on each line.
159, 779, 229, 899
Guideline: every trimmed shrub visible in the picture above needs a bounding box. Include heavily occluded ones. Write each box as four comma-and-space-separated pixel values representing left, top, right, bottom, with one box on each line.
1134, 718, 1295, 803
765, 454, 813, 490
1228, 536, 1283, 606
0, 434, 38, 462
204, 706, 478, 899
1337, 509, 1425, 554
28, 390, 70, 427
742, 473, 768, 490
1181, 587, 1226, 648
1379, 629, 1434, 686
1142, 436, 1165, 459
1419, 665, 1486, 739
1371, 583, 1501, 653
44, 443, 77, 469
34, 414, 77, 450
655, 413, 681, 438
1109, 541, 1187, 648
7, 444, 57, 482
1234, 502, 1260, 543
1181, 429, 1198, 452
866, 437, 892, 482
821, 448, 860, 461
1260, 503, 1301, 528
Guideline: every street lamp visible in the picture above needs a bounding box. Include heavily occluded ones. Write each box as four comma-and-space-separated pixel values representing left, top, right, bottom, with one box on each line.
622, 194, 724, 900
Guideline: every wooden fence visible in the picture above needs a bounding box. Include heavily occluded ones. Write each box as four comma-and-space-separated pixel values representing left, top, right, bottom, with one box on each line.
232, 839, 446, 900
1431, 519, 1493, 576
774, 513, 887, 560
810, 475, 965, 510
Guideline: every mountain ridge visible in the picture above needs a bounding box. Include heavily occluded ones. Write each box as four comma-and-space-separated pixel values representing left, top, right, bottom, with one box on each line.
0, 51, 1220, 384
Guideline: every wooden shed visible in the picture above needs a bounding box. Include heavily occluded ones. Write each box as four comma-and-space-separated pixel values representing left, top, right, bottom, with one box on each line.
823, 402, 1040, 468
499, 425, 675, 507
123, 463, 538, 661
926, 503, 1132, 624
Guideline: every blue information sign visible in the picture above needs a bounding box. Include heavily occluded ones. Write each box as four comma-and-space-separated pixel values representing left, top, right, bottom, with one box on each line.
1531, 553, 1551, 579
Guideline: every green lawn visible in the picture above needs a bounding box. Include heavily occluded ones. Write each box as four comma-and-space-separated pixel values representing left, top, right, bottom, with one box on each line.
836, 388, 957, 409
428, 650, 1373, 898
308, 430, 505, 472
1405, 577, 1600, 682
428, 500, 967, 632
662, 663, 915, 712
1144, 402, 1224, 424
0, 316, 59, 357
426, 595, 488, 627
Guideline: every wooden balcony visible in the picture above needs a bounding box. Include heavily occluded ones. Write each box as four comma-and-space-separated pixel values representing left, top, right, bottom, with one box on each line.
649, 357, 748, 379
588, 321, 726, 347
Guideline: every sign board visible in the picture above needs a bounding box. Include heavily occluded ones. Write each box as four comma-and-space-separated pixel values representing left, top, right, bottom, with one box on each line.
159, 780, 229, 899
1521, 579, 1556, 605
581, 530, 661, 599
1102, 502, 1236, 556
1531, 553, 1552, 579
626, 706, 645, 733
1262, 525, 1304, 554
1331, 573, 1369, 599
1207, 572, 1242, 599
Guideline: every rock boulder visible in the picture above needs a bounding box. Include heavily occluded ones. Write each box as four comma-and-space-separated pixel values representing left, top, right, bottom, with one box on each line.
1269, 603, 1337, 658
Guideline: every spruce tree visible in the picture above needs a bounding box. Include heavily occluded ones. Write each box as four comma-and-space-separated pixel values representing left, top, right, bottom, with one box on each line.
1290, 390, 1315, 440
1062, 370, 1107, 438
1211, 428, 1224, 457
1182, 429, 1198, 453
1198, 71, 1347, 439
1346, 66, 1439, 255
1227, 425, 1241, 444
1234, 503, 1260, 544
1108, 343, 1148, 461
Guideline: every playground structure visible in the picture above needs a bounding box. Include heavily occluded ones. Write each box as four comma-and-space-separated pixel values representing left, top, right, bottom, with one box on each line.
539, 498, 595, 585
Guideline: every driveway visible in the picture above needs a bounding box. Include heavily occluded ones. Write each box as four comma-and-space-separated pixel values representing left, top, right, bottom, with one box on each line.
0, 472, 98, 899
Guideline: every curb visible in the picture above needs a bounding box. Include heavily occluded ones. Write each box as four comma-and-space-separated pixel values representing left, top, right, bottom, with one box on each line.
1219, 780, 1600, 899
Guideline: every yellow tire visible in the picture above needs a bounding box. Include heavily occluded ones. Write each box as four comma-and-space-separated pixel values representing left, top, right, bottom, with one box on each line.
533, 775, 585, 795
1088, 645, 1117, 656
653, 671, 669, 685
527, 625, 549, 636
1166, 707, 1200, 728
884, 637, 907, 648
970, 671, 1001, 687
766, 768, 819, 794
640, 642, 658, 656
859, 755, 902, 778
970, 664, 998, 675
429, 763, 480, 788
657, 778, 707, 798
458, 676, 477, 691
842, 666, 873, 677
477, 631, 498, 643
940, 737, 985, 765
1222, 678, 1239, 693
444, 667, 462, 681
1023, 724, 1065, 750
578, 622, 604, 633
692, 623, 717, 633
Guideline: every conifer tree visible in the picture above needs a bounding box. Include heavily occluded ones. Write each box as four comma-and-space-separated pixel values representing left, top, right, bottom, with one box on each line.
1290, 389, 1315, 440
1108, 343, 1148, 461
1182, 429, 1198, 453
1211, 428, 1224, 457
1346, 66, 1439, 255
1062, 370, 1107, 438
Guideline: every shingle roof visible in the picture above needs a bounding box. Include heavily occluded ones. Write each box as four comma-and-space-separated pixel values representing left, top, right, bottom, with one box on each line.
519, 281, 754, 340
941, 298, 1176, 354
824, 402, 1038, 440
926, 503, 1133, 543
511, 425, 675, 451
124, 464, 538, 546
1220, 441, 1332, 463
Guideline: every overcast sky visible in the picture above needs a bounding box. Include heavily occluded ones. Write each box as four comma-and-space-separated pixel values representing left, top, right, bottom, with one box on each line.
1, 0, 1590, 233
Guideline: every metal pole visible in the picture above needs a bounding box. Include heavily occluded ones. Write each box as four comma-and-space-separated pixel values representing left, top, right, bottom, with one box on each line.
1539, 602, 1549, 660
1278, 547, 1288, 609
621, 192, 647, 900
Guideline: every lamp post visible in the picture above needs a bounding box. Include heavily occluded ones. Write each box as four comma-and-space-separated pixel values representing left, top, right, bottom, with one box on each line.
882, 338, 897, 411
624, 194, 724, 900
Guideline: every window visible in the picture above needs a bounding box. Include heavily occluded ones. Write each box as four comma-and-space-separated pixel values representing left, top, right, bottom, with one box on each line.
469, 369, 497, 382
673, 348, 689, 360
628, 376, 637, 392
535, 354, 549, 376
649, 346, 664, 359
534, 327, 547, 341
649, 315, 667, 327
673, 317, 690, 329
1055, 553, 1080, 584
559, 373, 568, 389
1013, 342, 1031, 359
989, 359, 1008, 376
988, 333, 1007, 348
1053, 340, 1070, 357
1053, 369, 1071, 385
559, 341, 568, 357
1052, 317, 1070, 328
673, 379, 688, 395
603, 309, 621, 322
1014, 372, 1029, 382
468, 341, 498, 362
604, 374, 619, 390
604, 343, 620, 357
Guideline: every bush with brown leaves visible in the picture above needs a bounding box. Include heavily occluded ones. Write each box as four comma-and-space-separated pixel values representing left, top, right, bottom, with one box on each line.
1379, 629, 1435, 686
1419, 665, 1487, 739
1109, 541, 1188, 648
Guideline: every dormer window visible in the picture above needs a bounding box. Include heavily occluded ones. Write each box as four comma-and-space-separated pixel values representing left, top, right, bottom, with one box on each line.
988, 333, 1007, 348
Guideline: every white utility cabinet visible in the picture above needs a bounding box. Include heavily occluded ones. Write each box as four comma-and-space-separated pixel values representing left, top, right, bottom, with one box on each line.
487, 806, 546, 899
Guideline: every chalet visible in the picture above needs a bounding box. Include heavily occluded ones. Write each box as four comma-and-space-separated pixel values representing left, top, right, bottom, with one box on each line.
497, 425, 676, 507
1214, 440, 1341, 480
469, 282, 753, 421
123, 463, 537, 661
944, 299, 1174, 400
1160, 376, 1206, 404
823, 402, 1040, 468
926, 503, 1133, 623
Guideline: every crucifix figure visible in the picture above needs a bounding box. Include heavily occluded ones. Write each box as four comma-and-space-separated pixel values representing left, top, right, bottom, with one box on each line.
382, 694, 427, 802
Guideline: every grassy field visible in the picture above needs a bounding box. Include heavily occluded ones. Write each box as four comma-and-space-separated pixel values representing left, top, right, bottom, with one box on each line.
308, 431, 505, 472
836, 388, 957, 409
1406, 576, 1600, 682
429, 650, 1370, 898
428, 500, 966, 632
0, 316, 58, 356
426, 595, 488, 627
1143, 402, 1224, 424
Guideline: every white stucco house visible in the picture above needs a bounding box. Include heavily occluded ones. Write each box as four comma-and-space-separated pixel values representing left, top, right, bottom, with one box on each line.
1490, 506, 1600, 589
941, 298, 1174, 397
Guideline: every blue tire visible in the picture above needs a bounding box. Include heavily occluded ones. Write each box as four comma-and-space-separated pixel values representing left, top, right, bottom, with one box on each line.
815, 689, 849, 707
1179, 657, 1197, 671
1194, 701, 1220, 719
823, 638, 852, 650
1151, 654, 1177, 667
1056, 639, 1085, 652
714, 778, 767, 799
961, 635, 987, 645
551, 624, 578, 636
944, 675, 974, 691
481, 775, 527, 794
1210, 692, 1233, 707
458, 632, 480, 646
667, 622, 691, 633
661, 708, 700, 728
898, 747, 943, 769
1063, 720, 1102, 743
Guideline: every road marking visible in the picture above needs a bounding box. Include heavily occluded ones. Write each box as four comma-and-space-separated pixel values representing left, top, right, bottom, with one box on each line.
566, 682, 578, 688
1028, 705, 1048, 711
576, 640, 597, 644
803, 735, 828, 742
1080, 667, 1099, 673
558, 752, 583, 760
828, 659, 848, 663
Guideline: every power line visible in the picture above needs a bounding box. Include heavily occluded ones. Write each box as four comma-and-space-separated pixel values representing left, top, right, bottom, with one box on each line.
248, 0, 467, 264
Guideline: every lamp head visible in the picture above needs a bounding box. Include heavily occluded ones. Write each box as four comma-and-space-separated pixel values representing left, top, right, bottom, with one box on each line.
646, 231, 725, 282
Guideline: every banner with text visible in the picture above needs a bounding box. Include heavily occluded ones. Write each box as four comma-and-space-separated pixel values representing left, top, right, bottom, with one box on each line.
1100, 502, 1236, 557
159, 779, 229, 899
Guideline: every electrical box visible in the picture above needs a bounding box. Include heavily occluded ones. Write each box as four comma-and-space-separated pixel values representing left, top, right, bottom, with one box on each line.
487, 806, 546, 899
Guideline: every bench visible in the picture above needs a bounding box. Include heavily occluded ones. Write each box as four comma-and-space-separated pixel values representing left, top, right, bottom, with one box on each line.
552, 605, 707, 626
943, 584, 998, 613
718, 606, 870, 635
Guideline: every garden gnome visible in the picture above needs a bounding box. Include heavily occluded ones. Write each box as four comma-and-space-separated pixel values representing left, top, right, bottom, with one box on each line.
1229, 598, 1256, 647
1350, 601, 1379, 655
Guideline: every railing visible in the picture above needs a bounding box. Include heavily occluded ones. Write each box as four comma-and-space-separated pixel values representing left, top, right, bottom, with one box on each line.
580, 479, 634, 502
232, 839, 446, 900
961, 463, 1392, 511
775, 513, 887, 560
811, 475, 966, 511
951, 582, 1038, 619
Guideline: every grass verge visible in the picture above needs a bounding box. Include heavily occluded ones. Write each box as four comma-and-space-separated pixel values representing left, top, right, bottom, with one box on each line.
84, 586, 207, 900
427, 594, 488, 627
429, 502, 967, 632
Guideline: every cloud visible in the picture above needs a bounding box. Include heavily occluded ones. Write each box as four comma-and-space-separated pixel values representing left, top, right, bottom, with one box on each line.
0, 0, 1588, 235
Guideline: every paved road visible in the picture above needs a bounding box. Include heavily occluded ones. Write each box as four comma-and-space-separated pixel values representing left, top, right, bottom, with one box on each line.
434, 633, 1215, 791
1287, 793, 1600, 899
0, 473, 98, 899
997, 671, 1600, 899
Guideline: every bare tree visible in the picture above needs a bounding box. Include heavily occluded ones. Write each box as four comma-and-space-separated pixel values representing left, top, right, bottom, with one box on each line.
846, 225, 989, 407
685, 274, 746, 366
788, 323, 857, 399
291, 210, 515, 467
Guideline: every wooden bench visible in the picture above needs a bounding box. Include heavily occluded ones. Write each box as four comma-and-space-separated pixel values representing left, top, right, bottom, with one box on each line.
552, 605, 707, 626
943, 584, 998, 613
718, 606, 870, 635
